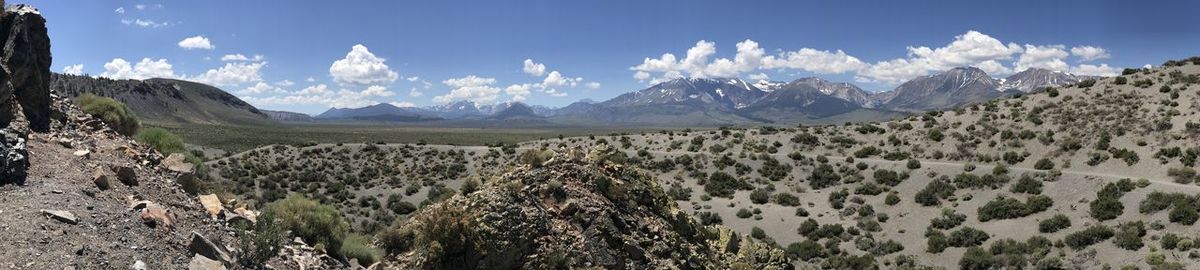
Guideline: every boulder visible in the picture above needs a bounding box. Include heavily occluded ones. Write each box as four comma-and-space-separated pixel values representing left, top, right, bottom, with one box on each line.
113, 165, 136, 186
162, 153, 195, 174
139, 202, 173, 229
72, 149, 89, 158
91, 167, 110, 190
0, 5, 52, 132
188, 255, 226, 270
187, 232, 235, 266
40, 209, 77, 224
198, 194, 222, 218
0, 128, 27, 184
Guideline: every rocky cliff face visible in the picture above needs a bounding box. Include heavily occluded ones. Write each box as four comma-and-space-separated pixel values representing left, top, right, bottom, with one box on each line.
0, 3, 52, 184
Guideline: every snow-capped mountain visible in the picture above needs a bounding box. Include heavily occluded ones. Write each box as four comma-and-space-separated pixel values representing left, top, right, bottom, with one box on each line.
599, 77, 767, 110
874, 67, 1007, 112
999, 68, 1089, 92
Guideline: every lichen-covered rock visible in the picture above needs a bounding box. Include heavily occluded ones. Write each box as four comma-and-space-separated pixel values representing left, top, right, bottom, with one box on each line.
0, 127, 26, 184
385, 146, 793, 270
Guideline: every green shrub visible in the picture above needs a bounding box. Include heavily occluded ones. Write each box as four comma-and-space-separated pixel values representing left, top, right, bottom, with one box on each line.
873, 169, 905, 186
1089, 197, 1124, 221
808, 164, 842, 189
136, 127, 187, 154
77, 94, 140, 136
787, 239, 825, 261
1009, 175, 1043, 194
264, 195, 350, 253
773, 192, 801, 206
926, 230, 949, 253
949, 227, 990, 247
1033, 158, 1054, 170
977, 195, 1053, 222
750, 189, 771, 204
238, 211, 286, 268
1038, 214, 1071, 233
1113, 222, 1145, 251
915, 178, 956, 206
959, 247, 997, 270
340, 233, 383, 265
705, 172, 749, 198
907, 159, 921, 169
885, 193, 901, 205
1064, 225, 1114, 250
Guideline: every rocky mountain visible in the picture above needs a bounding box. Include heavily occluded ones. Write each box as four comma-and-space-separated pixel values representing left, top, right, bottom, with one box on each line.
600, 77, 766, 110
315, 102, 441, 122
261, 109, 313, 122
999, 68, 1090, 92
787, 77, 878, 108
875, 67, 1010, 112
486, 102, 540, 120
426, 100, 484, 118
1, 3, 51, 182
50, 74, 274, 125
741, 79, 862, 119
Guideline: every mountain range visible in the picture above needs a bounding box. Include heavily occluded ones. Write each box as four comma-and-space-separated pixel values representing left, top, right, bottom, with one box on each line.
52, 67, 1098, 126
305, 67, 1095, 125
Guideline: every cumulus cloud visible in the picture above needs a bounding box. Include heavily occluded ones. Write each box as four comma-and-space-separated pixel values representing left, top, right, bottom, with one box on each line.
408, 88, 423, 97
434, 75, 501, 103
221, 54, 265, 62
1070, 46, 1110, 62
62, 64, 84, 75
522, 59, 546, 76
1014, 44, 1069, 72
361, 85, 395, 97
242, 84, 406, 109
238, 82, 286, 95
390, 101, 416, 108
631, 39, 868, 83
177, 35, 214, 50
505, 83, 535, 101
1071, 64, 1119, 77
114, 7, 125, 14
586, 82, 601, 89
762, 48, 868, 74
275, 80, 295, 87
190, 61, 266, 87
329, 44, 399, 85
857, 31, 1023, 84
100, 58, 176, 80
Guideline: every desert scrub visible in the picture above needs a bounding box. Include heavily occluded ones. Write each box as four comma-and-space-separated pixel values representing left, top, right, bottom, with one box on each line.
264, 194, 350, 253
340, 233, 384, 265
1038, 214, 1071, 233
136, 127, 187, 154
1064, 225, 1114, 250
76, 94, 140, 136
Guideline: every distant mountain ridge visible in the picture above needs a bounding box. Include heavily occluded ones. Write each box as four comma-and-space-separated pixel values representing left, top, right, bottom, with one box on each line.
50, 73, 273, 125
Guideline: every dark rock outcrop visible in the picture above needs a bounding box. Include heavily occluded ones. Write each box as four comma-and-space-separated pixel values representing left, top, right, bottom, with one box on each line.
0, 4, 51, 131
0, 4, 51, 185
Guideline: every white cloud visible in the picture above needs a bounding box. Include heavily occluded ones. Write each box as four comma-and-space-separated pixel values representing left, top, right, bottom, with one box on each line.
1071, 46, 1110, 62
1015, 44, 1069, 72
190, 62, 266, 87
747, 73, 769, 81
305, 77, 316, 82
1143, 64, 1153, 69
329, 44, 399, 85
973, 60, 1012, 75
585, 82, 601, 89
522, 59, 546, 76
221, 54, 264, 62
406, 76, 419, 82
390, 101, 416, 108
408, 88, 423, 97
62, 64, 84, 75
1070, 64, 1118, 77
858, 31, 1022, 84
542, 71, 581, 88
434, 75, 501, 103
114, 7, 125, 14
100, 58, 176, 80
135, 4, 147, 10
505, 83, 535, 101
178, 35, 214, 50
361, 85, 395, 97
275, 80, 295, 87
763, 48, 868, 74
122, 19, 170, 28
238, 81, 286, 95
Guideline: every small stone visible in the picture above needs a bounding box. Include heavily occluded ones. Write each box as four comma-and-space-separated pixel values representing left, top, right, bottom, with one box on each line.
91, 168, 111, 191
188, 232, 234, 265
72, 149, 89, 158
131, 260, 147, 270
188, 255, 226, 270
198, 194, 222, 218
40, 209, 78, 225
139, 203, 173, 229
162, 153, 195, 174
56, 138, 72, 148
113, 165, 136, 186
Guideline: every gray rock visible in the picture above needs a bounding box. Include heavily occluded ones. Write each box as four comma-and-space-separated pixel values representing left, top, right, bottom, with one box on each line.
91, 167, 110, 190
40, 209, 77, 224
0, 128, 27, 184
188, 255, 226, 270
187, 232, 234, 266
162, 153, 195, 174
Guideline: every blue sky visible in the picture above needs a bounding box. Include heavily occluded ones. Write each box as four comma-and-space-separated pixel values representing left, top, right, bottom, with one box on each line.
24, 0, 1200, 114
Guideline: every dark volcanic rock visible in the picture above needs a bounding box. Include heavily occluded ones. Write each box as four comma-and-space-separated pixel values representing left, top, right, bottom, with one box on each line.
0, 127, 26, 184
0, 5, 51, 132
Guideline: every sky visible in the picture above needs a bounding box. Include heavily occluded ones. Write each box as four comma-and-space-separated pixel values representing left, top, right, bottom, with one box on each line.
23, 0, 1200, 114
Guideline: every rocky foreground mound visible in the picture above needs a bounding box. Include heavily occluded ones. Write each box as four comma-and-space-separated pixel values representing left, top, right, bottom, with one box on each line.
385, 147, 791, 269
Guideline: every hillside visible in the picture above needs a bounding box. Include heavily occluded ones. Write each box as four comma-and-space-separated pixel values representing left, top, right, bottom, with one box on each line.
49, 73, 274, 125
202, 57, 1200, 268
